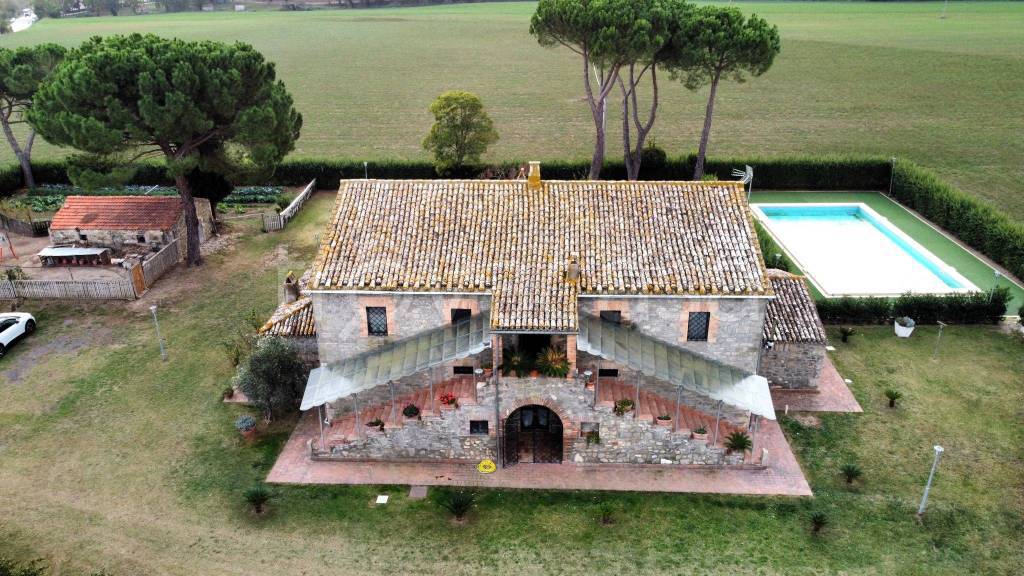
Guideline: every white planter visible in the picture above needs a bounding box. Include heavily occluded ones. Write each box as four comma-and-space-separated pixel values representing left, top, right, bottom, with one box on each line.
894, 322, 915, 338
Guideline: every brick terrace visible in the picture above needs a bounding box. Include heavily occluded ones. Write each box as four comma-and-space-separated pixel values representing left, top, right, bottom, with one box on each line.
771, 357, 863, 413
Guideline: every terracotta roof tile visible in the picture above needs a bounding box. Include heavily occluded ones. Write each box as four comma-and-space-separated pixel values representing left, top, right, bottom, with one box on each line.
50, 196, 183, 231
763, 269, 827, 344
259, 297, 316, 337
310, 179, 771, 332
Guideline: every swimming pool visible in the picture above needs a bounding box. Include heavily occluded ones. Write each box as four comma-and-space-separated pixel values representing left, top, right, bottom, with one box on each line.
752, 203, 978, 297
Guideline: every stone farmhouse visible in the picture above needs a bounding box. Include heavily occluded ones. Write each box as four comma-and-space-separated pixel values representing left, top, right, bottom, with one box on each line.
268, 163, 829, 469
49, 195, 215, 259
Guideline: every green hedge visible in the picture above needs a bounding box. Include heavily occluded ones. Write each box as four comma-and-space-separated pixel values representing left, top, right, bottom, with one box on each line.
891, 160, 1024, 282
0, 154, 891, 196
817, 288, 1010, 325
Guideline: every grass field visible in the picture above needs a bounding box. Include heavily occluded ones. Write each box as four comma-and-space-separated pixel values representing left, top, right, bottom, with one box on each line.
0, 2, 1022, 221
1, 195, 1022, 575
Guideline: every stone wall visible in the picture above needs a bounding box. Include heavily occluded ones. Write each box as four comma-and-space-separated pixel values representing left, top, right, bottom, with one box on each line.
326, 375, 743, 466
758, 342, 825, 389
312, 292, 490, 364
578, 295, 769, 373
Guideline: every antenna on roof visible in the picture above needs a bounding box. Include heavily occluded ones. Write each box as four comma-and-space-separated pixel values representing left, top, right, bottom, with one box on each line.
732, 165, 754, 200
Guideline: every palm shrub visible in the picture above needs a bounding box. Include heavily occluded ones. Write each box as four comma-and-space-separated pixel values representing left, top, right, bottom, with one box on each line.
499, 349, 528, 377
244, 485, 273, 515
613, 398, 635, 416
840, 463, 863, 484
436, 489, 475, 521
885, 388, 903, 408
536, 346, 569, 378
838, 327, 857, 343
809, 511, 829, 534
725, 431, 753, 453
595, 500, 618, 526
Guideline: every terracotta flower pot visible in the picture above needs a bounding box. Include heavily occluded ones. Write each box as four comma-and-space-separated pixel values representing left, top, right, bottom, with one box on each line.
240, 428, 257, 441
656, 417, 672, 427
692, 431, 708, 441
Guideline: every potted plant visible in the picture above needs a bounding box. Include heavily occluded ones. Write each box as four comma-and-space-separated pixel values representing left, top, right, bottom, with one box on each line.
366, 417, 384, 432
536, 347, 570, 378
402, 403, 421, 421
725, 431, 753, 455
838, 326, 857, 343
613, 398, 634, 416
438, 392, 459, 410
499, 349, 527, 377
222, 386, 235, 400
235, 415, 257, 441
894, 316, 915, 337
480, 357, 494, 378
656, 414, 672, 427
692, 425, 708, 441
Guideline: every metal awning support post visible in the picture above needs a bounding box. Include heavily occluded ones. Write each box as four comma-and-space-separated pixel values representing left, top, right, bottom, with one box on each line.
388, 381, 396, 422
635, 373, 641, 413
317, 405, 325, 451
712, 400, 723, 446
354, 394, 361, 440
429, 370, 435, 415
493, 336, 503, 468
593, 375, 599, 409
674, 386, 682, 433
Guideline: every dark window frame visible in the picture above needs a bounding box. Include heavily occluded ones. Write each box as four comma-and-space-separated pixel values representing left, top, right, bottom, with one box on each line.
453, 366, 475, 375
450, 308, 472, 324
469, 420, 489, 435
366, 306, 388, 336
599, 310, 622, 324
597, 368, 619, 378
687, 311, 711, 342
136, 234, 147, 244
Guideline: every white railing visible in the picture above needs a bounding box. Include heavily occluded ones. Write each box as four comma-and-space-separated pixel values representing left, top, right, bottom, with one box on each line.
264, 179, 316, 232
142, 238, 181, 287
0, 278, 136, 300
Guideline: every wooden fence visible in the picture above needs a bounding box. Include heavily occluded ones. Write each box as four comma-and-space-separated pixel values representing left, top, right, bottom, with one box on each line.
142, 238, 181, 288
0, 278, 137, 300
263, 179, 316, 232
0, 212, 50, 237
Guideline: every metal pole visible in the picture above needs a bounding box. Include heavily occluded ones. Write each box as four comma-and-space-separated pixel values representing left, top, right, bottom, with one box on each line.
389, 381, 396, 422
593, 374, 599, 409
674, 386, 681, 433
354, 394, 360, 440
917, 445, 945, 517
363, 161, 368, 179
712, 400, 723, 446
932, 322, 946, 360
149, 305, 167, 361
888, 156, 896, 196
635, 373, 641, 416
318, 404, 325, 450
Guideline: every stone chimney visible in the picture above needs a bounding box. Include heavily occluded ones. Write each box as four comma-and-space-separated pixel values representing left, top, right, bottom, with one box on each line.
527, 161, 541, 190
282, 271, 300, 304
566, 253, 580, 284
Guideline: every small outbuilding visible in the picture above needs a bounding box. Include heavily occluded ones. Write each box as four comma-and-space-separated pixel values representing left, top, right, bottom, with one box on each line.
48, 196, 215, 259
759, 269, 828, 389
37, 245, 112, 267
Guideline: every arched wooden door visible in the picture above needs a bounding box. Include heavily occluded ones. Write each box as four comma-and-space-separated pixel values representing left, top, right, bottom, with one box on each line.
504, 405, 563, 465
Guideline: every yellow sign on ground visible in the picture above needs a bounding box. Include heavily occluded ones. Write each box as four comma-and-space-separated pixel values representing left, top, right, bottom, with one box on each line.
477, 459, 496, 474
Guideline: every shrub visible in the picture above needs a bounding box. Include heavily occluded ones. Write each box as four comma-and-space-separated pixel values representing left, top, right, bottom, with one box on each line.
884, 388, 903, 408
244, 485, 273, 515
657, 414, 671, 421
892, 159, 1024, 283
435, 489, 475, 521
754, 220, 795, 273
595, 500, 618, 526
809, 511, 829, 534
402, 404, 420, 418
422, 91, 499, 175
613, 398, 635, 416
366, 418, 384, 429
499, 349, 528, 377
234, 415, 256, 433
236, 337, 308, 419
694, 425, 708, 435
840, 463, 863, 484
838, 327, 857, 343
725, 431, 753, 453
818, 291, 1009, 325
0, 557, 46, 576
535, 346, 569, 378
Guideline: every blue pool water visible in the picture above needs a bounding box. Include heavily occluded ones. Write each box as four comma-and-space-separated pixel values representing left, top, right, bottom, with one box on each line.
753, 204, 976, 296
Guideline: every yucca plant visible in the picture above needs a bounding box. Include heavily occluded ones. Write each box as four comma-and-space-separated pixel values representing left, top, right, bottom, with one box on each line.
840, 463, 863, 484
535, 347, 570, 378
725, 431, 753, 453
884, 388, 903, 408
838, 326, 857, 343
499, 349, 528, 377
809, 511, 828, 534
244, 485, 273, 515
436, 489, 475, 521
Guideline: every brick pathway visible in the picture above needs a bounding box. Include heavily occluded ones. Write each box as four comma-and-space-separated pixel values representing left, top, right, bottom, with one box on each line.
267, 411, 812, 496
771, 357, 863, 414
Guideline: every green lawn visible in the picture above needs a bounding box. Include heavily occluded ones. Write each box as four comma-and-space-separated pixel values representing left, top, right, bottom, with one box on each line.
0, 2, 1022, 221
1, 195, 1022, 575
750, 191, 1024, 313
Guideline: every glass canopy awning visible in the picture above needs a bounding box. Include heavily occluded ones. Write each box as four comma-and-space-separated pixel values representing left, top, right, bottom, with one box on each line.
300, 313, 490, 410
576, 314, 776, 419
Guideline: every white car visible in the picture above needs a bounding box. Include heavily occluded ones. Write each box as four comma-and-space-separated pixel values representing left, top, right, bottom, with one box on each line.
0, 312, 36, 358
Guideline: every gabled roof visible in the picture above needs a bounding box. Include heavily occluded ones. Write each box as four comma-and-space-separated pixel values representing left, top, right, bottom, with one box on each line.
310, 179, 770, 332
259, 297, 316, 337
50, 196, 183, 231
763, 269, 827, 344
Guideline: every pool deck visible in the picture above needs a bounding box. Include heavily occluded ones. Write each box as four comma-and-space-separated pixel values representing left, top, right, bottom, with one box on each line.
750, 191, 1024, 314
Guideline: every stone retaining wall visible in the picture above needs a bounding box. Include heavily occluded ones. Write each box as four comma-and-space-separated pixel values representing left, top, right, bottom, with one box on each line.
758, 342, 824, 389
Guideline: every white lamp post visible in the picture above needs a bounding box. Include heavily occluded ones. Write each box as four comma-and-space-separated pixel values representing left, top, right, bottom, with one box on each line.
917, 445, 944, 517
149, 304, 167, 361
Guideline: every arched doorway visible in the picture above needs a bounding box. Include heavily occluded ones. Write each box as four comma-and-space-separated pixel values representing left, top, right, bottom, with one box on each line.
503, 405, 563, 466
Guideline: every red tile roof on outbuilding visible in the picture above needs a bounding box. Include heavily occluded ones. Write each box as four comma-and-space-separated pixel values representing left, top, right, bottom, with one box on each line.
50, 196, 183, 231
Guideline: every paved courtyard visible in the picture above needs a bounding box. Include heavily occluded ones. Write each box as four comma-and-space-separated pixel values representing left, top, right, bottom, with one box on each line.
771, 357, 863, 413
